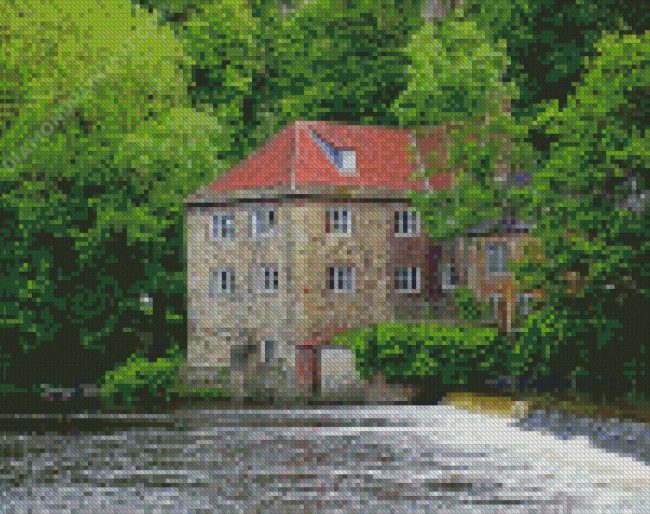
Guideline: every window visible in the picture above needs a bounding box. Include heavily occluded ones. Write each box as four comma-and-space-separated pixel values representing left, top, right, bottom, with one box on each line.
325, 208, 352, 234
486, 242, 508, 274
260, 266, 279, 293
212, 212, 234, 240
327, 266, 355, 292
394, 210, 420, 235
487, 294, 502, 319
261, 340, 276, 365
339, 150, 356, 174
209, 268, 235, 296
394, 267, 420, 292
310, 130, 357, 174
441, 263, 459, 290
252, 208, 276, 236
515, 293, 534, 317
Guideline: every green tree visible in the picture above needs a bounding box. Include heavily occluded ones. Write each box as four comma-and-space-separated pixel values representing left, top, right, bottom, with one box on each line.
182, 0, 262, 160
135, 1, 424, 159
0, 0, 222, 385
394, 15, 533, 240
517, 31, 649, 400
461, 0, 649, 116
243, 0, 423, 148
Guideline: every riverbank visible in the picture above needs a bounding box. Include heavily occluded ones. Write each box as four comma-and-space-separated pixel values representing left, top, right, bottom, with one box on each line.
443, 391, 650, 423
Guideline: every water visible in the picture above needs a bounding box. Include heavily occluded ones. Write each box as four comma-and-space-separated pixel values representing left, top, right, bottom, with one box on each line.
1, 406, 648, 513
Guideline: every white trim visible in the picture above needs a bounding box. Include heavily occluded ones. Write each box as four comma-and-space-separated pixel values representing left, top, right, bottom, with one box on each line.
486, 241, 508, 275
327, 266, 356, 292
326, 207, 352, 235
259, 265, 279, 293
515, 292, 534, 317
487, 293, 503, 319
211, 212, 235, 241
209, 268, 235, 296
252, 208, 277, 238
394, 209, 421, 236
395, 266, 421, 293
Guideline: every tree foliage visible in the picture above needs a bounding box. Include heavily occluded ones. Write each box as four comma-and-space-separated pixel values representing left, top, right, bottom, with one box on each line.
0, 0, 222, 384
516, 31, 649, 399
395, 14, 533, 240
462, 0, 649, 116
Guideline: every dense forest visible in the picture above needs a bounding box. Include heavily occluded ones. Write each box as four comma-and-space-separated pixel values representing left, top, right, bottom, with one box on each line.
0, 0, 647, 400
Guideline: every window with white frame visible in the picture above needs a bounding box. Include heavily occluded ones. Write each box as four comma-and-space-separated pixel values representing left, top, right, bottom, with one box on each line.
441, 262, 459, 290
339, 149, 356, 174
394, 210, 420, 235
209, 268, 235, 296
394, 267, 420, 292
515, 293, 534, 317
486, 241, 508, 274
260, 265, 279, 293
487, 293, 502, 319
261, 339, 276, 364
325, 208, 352, 234
212, 212, 235, 240
252, 208, 276, 236
327, 266, 355, 292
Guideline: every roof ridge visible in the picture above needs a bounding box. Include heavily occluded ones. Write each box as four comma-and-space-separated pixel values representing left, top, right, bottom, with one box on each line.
290, 121, 299, 191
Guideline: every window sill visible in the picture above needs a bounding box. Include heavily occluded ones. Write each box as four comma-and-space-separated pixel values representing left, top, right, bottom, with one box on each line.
485, 272, 511, 278
394, 232, 420, 238
252, 232, 276, 239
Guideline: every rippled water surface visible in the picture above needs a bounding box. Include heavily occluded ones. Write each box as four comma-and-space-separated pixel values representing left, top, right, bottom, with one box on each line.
1, 406, 648, 513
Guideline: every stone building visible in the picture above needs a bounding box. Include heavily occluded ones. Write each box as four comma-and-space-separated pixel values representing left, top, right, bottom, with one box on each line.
184, 121, 529, 394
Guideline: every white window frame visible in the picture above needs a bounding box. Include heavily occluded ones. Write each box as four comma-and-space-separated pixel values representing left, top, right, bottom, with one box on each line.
260, 265, 279, 293
441, 263, 459, 290
394, 209, 420, 236
209, 268, 235, 297
394, 267, 421, 293
326, 208, 352, 235
327, 266, 356, 292
486, 241, 508, 275
211, 212, 235, 241
487, 293, 502, 320
515, 293, 534, 317
260, 339, 276, 365
339, 149, 357, 174
252, 208, 277, 237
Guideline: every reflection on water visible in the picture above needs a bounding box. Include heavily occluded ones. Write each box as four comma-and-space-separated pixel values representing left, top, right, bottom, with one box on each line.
1, 406, 648, 513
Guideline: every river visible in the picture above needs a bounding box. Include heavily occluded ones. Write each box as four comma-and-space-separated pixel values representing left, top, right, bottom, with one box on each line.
1, 405, 648, 513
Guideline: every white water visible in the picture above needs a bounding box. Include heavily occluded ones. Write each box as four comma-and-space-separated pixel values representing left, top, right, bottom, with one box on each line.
1, 405, 648, 513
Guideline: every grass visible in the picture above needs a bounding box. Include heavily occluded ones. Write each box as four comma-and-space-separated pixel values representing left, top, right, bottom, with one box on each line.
168, 385, 230, 400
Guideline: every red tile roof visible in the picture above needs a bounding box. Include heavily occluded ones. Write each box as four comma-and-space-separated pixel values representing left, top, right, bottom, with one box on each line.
209, 121, 451, 192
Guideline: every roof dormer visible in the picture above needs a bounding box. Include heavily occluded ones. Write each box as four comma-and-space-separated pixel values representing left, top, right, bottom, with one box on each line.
310, 129, 357, 175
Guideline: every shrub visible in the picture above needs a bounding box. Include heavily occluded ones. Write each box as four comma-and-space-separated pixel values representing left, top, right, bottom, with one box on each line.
334, 322, 503, 387
100, 346, 183, 406
453, 287, 484, 321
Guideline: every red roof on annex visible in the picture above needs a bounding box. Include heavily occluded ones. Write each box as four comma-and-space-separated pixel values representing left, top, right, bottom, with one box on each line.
209, 121, 451, 192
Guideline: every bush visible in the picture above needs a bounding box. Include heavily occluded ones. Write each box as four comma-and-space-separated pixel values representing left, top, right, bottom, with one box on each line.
453, 287, 484, 321
334, 322, 504, 387
100, 346, 183, 406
